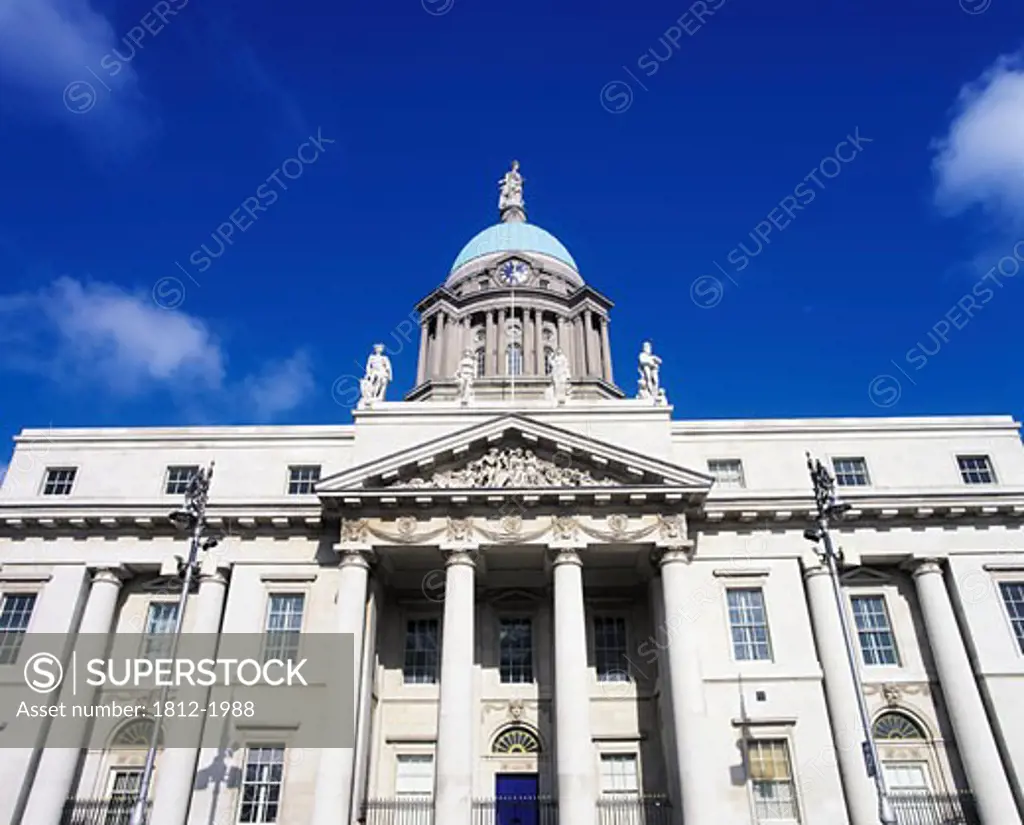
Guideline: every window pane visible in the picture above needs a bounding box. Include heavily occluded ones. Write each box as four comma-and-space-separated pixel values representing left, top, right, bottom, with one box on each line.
708, 459, 745, 489
0, 593, 37, 664
1000, 582, 1024, 654
832, 458, 869, 487
287, 465, 321, 495
851, 596, 899, 665
600, 754, 639, 793
141, 602, 179, 659
499, 618, 533, 683
404, 619, 439, 684
958, 455, 995, 485
396, 754, 434, 796
43, 467, 77, 495
882, 762, 930, 791
748, 740, 799, 822
594, 617, 629, 681
239, 746, 285, 823
726, 589, 772, 661
264, 594, 304, 662
165, 465, 198, 495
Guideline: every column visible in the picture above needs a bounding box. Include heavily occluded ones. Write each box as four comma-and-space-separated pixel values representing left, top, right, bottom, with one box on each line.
437, 313, 448, 379
912, 560, 1020, 824
582, 310, 594, 376
534, 310, 544, 374
22, 568, 124, 825
572, 317, 584, 376
433, 549, 477, 825
552, 549, 596, 825
148, 565, 229, 825
803, 564, 877, 825
417, 322, 429, 384
485, 310, 496, 376
350, 585, 379, 825
657, 550, 714, 825
557, 316, 571, 376
497, 309, 508, 376
310, 550, 372, 825
599, 317, 613, 384
524, 310, 535, 375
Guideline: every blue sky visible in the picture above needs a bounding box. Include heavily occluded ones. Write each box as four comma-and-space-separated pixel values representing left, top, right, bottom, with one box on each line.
1, 0, 1023, 474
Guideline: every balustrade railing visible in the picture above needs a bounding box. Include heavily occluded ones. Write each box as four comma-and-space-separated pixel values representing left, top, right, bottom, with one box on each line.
889, 790, 981, 825
60, 798, 150, 825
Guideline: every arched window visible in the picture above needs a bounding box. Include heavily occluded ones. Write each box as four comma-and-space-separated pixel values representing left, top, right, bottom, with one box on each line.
873, 712, 926, 740
110, 718, 161, 748
506, 343, 523, 376
475, 347, 486, 378
543, 347, 554, 375
492, 726, 541, 754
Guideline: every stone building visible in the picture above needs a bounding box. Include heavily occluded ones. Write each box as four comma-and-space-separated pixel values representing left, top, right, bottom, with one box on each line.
1, 166, 1023, 825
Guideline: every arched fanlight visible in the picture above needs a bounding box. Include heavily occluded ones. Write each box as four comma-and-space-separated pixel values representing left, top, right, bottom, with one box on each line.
873, 712, 926, 740
111, 718, 161, 748
493, 727, 541, 754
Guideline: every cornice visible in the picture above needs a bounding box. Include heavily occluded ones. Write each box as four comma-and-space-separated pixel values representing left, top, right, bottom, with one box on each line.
673, 415, 1020, 437
12, 425, 355, 446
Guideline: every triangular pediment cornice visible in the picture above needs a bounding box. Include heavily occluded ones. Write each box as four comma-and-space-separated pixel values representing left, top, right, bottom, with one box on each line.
316, 414, 712, 508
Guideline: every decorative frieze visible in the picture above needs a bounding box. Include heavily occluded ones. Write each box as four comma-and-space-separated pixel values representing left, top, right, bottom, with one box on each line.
390, 447, 615, 489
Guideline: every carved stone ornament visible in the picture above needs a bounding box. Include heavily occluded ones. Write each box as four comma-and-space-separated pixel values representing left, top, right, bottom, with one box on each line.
446, 517, 473, 543
607, 514, 629, 538
391, 447, 615, 489
341, 519, 369, 543
500, 514, 524, 535
882, 683, 901, 707
508, 698, 525, 721
657, 514, 687, 542
396, 516, 418, 539
552, 515, 577, 542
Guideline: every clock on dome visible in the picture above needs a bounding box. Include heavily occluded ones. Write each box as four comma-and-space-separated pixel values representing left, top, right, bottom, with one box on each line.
497, 258, 532, 286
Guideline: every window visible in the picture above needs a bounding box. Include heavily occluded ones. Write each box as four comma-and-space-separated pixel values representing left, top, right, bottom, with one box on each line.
499, 618, 533, 683
726, 589, 772, 661
42, 467, 76, 496
708, 459, 746, 489
0, 593, 37, 664
238, 746, 285, 823
287, 465, 320, 495
395, 754, 434, 797
851, 595, 899, 665
141, 602, 178, 659
403, 619, 439, 684
493, 727, 541, 754
748, 740, 799, 822
594, 617, 629, 682
264, 594, 304, 662
873, 712, 925, 741
539, 279, 550, 289
832, 457, 869, 487
600, 754, 639, 794
881, 762, 930, 792
475, 347, 486, 378
543, 347, 554, 375
958, 455, 996, 485
999, 582, 1024, 653
164, 465, 198, 495
506, 343, 524, 376
105, 769, 142, 825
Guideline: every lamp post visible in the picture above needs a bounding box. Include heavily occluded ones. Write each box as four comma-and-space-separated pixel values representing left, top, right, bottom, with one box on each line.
803, 453, 897, 825
129, 462, 218, 825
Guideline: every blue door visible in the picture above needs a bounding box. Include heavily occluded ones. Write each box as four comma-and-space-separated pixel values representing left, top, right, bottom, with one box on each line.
495, 773, 539, 825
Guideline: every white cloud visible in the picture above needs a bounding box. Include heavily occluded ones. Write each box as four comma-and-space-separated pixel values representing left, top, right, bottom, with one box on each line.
0, 277, 315, 421
933, 53, 1024, 224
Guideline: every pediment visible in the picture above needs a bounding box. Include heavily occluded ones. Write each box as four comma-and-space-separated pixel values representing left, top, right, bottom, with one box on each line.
317, 414, 712, 507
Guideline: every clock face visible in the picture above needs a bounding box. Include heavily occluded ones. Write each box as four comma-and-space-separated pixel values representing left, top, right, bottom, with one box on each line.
498, 259, 531, 286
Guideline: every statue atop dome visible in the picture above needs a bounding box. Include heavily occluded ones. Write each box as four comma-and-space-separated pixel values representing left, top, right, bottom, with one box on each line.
498, 160, 526, 223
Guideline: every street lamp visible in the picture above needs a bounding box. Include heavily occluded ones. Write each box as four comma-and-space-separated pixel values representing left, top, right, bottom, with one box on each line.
129, 462, 216, 825
804, 453, 897, 825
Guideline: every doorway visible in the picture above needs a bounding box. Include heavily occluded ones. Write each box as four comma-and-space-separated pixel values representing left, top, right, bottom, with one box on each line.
495, 773, 539, 825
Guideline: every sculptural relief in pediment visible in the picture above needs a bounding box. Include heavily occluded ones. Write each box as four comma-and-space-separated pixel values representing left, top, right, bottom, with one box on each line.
389, 446, 616, 490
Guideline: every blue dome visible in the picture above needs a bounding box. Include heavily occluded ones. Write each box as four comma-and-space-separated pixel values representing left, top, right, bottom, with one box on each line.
450, 222, 577, 272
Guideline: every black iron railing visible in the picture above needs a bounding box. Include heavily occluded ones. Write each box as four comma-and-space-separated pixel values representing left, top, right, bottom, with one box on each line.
889, 791, 981, 825
362, 795, 672, 825
60, 798, 151, 825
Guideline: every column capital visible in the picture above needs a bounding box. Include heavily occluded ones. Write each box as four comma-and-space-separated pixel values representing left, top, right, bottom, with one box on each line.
440, 546, 479, 567
336, 547, 376, 570
90, 566, 128, 585
651, 547, 694, 568
910, 558, 945, 579
549, 547, 583, 568
801, 561, 830, 581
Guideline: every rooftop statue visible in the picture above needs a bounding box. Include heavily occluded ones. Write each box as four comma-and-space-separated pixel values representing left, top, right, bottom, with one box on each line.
498, 160, 526, 223
359, 344, 392, 408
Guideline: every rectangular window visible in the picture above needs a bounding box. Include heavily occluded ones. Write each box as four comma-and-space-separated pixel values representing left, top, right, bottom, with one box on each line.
164, 465, 198, 495
748, 739, 799, 822
726, 588, 772, 661
594, 617, 629, 682
42, 467, 77, 496
832, 457, 870, 487
287, 465, 321, 495
851, 595, 899, 666
141, 602, 179, 660
395, 754, 434, 797
238, 746, 285, 823
105, 768, 142, 825
958, 455, 996, 485
499, 618, 533, 683
0, 593, 37, 665
403, 619, 439, 684
999, 582, 1024, 654
708, 459, 746, 489
599, 754, 639, 794
881, 762, 930, 792
264, 594, 304, 662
